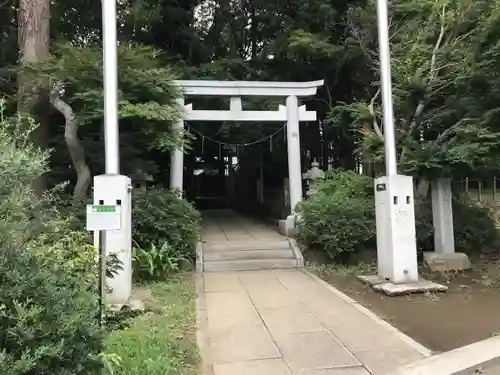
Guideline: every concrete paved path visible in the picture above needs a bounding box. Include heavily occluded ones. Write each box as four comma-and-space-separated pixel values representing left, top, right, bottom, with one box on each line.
201, 210, 284, 244
482, 362, 500, 374
197, 268, 432, 375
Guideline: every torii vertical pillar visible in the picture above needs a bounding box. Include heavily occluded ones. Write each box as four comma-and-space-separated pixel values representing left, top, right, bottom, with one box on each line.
285, 95, 303, 232
170, 97, 185, 194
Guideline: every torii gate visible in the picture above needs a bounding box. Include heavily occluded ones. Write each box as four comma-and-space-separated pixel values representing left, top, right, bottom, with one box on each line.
170, 79, 324, 223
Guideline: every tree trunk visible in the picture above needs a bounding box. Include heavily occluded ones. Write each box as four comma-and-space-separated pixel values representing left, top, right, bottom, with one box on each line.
206, 0, 230, 57
250, 4, 257, 60
415, 178, 430, 201
18, 0, 50, 195
50, 86, 91, 201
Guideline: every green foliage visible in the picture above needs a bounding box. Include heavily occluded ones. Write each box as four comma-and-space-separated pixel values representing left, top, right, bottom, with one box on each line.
0, 101, 52, 247
133, 242, 186, 281
103, 279, 198, 375
34, 42, 181, 133
452, 200, 500, 252
288, 29, 343, 58
315, 169, 374, 198
0, 246, 103, 375
0, 102, 92, 255
0, 104, 103, 375
132, 188, 201, 260
107, 253, 124, 279
0, 102, 96, 271
104, 306, 145, 333
297, 170, 500, 260
37, 230, 97, 280
331, 0, 500, 178
415, 198, 500, 253
18, 43, 183, 187
413, 199, 434, 251
296, 170, 376, 261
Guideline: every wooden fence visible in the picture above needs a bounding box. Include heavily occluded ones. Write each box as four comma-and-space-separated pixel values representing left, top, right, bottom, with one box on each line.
452, 178, 500, 202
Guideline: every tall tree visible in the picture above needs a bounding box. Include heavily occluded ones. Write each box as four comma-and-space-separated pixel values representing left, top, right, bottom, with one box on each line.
31, 44, 182, 199
331, 0, 500, 195
18, 0, 50, 194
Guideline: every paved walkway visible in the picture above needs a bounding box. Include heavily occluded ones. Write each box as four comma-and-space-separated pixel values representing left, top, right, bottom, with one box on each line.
480, 362, 500, 374
197, 269, 432, 375
201, 210, 284, 244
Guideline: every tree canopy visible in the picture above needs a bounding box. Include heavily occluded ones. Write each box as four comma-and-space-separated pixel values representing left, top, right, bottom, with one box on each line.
1, 0, 500, 200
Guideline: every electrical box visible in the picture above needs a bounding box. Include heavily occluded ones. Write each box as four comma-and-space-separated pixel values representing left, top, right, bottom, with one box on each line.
93, 174, 132, 303
374, 174, 419, 284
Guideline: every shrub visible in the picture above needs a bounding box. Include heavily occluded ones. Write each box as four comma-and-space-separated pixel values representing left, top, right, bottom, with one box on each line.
453, 200, 499, 252
415, 198, 499, 254
313, 168, 374, 198
296, 170, 376, 261
132, 188, 201, 260
39, 229, 97, 279
0, 246, 103, 375
0, 103, 52, 247
413, 199, 434, 252
0, 103, 96, 275
132, 242, 186, 281
297, 169, 499, 261
0, 102, 103, 375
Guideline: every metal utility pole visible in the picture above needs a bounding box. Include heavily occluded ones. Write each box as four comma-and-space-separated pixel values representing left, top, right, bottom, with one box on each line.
102, 0, 120, 174
376, 0, 398, 175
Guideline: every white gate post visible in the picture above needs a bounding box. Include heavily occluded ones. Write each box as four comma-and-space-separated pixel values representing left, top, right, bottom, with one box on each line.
286, 95, 303, 215
170, 96, 185, 194
424, 178, 471, 271
431, 178, 455, 254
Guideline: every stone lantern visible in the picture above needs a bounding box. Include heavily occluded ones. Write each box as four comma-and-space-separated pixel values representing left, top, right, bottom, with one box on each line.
132, 168, 154, 189
302, 159, 325, 197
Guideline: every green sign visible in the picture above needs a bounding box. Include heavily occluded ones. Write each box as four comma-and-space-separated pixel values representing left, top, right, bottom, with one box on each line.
86, 204, 122, 231
92, 205, 117, 213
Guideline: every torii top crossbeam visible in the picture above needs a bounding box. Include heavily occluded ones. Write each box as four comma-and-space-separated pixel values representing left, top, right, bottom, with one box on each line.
173, 80, 324, 122
174, 80, 324, 97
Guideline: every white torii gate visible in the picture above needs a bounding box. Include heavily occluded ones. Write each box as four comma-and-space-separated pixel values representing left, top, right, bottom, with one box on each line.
170, 79, 324, 222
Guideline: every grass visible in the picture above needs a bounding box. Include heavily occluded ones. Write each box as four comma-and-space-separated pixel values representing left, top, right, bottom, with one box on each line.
306, 260, 376, 278
103, 274, 199, 375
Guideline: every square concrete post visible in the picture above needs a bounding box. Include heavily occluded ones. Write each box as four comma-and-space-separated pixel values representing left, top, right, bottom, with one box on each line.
93, 174, 132, 303
359, 175, 449, 294
375, 175, 419, 283
170, 97, 185, 195
424, 178, 471, 271
431, 178, 455, 254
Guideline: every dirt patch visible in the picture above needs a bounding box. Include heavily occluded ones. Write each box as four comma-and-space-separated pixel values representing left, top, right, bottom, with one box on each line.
308, 253, 500, 353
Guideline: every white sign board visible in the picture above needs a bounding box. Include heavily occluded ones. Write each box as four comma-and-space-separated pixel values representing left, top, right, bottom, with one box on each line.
86, 205, 122, 231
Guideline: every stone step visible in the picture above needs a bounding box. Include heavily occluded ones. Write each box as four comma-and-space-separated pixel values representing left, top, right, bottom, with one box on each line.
203, 258, 298, 272
204, 240, 290, 252
204, 249, 294, 262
